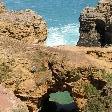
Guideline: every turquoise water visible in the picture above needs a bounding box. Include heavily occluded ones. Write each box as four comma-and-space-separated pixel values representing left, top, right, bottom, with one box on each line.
5, 0, 98, 46
49, 91, 73, 105
49, 91, 75, 111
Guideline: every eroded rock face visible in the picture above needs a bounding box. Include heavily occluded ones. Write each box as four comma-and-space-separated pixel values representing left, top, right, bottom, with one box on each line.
0, 1, 111, 112
0, 3, 47, 46
77, 0, 112, 47
0, 45, 112, 112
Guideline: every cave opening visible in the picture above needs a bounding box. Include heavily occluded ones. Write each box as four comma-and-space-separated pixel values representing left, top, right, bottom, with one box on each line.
95, 19, 112, 46
105, 24, 112, 45
38, 88, 79, 112
95, 19, 106, 46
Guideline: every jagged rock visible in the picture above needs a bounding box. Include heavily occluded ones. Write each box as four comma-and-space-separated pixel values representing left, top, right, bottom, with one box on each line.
0, 4, 47, 47
0, 45, 112, 111
77, 0, 112, 47
16, 79, 37, 94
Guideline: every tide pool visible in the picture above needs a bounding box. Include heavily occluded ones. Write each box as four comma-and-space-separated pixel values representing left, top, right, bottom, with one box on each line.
5, 0, 98, 46
49, 91, 74, 105
49, 91, 75, 111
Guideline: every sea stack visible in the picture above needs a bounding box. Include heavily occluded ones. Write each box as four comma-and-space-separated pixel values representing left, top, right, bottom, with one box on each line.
77, 0, 112, 47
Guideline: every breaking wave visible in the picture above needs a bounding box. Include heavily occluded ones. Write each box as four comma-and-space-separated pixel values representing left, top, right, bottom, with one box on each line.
46, 23, 79, 47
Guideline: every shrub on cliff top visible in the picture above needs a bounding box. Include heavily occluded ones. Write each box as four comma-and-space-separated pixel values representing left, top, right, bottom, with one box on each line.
84, 72, 112, 112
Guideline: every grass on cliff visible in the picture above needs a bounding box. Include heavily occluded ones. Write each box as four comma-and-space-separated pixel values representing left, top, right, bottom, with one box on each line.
84, 72, 112, 112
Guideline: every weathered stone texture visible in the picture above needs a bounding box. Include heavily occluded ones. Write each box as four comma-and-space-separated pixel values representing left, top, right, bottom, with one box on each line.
0, 6, 47, 46
77, 0, 112, 47
0, 84, 29, 112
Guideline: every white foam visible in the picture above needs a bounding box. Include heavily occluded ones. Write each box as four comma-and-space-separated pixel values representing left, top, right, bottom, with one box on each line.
46, 23, 79, 47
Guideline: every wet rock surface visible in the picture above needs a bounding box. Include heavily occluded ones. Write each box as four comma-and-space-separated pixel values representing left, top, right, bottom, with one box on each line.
77, 0, 112, 47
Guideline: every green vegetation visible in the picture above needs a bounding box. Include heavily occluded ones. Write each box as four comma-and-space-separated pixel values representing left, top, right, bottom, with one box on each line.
101, 72, 112, 87
38, 63, 47, 72
84, 72, 112, 112
84, 84, 99, 97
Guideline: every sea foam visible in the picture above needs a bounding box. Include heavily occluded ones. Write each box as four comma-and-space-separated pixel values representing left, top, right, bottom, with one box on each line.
46, 23, 79, 47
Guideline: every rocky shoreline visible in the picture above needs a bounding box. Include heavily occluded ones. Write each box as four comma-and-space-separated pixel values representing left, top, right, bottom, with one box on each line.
0, 1, 112, 112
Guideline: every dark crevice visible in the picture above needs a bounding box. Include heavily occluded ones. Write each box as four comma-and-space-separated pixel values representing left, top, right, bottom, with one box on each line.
14, 90, 38, 104
101, 88, 108, 96
88, 75, 107, 90
95, 19, 112, 46
27, 105, 34, 112
38, 93, 57, 112
42, 61, 80, 112
38, 88, 80, 112
14, 94, 29, 101
95, 19, 106, 47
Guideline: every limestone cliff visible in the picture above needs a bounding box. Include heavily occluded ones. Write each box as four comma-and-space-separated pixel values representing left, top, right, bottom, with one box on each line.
77, 0, 112, 47
0, 1, 112, 112
0, 3, 47, 47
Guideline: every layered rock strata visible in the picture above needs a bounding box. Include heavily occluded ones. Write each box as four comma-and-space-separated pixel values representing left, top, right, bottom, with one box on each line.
77, 0, 112, 47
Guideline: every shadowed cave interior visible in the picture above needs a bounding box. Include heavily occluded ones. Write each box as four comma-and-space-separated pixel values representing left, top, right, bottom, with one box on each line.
95, 19, 112, 46
38, 89, 79, 112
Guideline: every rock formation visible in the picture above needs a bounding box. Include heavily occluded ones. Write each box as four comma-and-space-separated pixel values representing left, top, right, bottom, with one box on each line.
0, 44, 111, 111
0, 1, 111, 112
0, 2, 47, 47
77, 0, 112, 47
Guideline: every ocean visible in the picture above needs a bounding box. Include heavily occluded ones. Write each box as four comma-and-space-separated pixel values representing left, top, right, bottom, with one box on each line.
5, 0, 98, 46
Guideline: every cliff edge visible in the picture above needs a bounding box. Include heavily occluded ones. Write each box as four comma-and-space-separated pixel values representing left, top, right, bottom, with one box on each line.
0, 2, 47, 48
